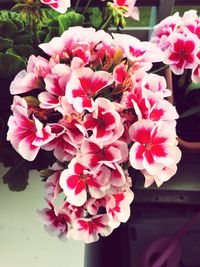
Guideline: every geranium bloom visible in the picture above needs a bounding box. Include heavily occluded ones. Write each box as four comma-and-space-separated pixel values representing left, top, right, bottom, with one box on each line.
164, 32, 199, 75
37, 200, 71, 240
7, 98, 55, 161
40, 0, 71, 13
84, 97, 124, 144
59, 158, 111, 206
66, 68, 113, 113
106, 190, 134, 228
129, 120, 181, 176
38, 64, 72, 110
70, 214, 113, 243
80, 141, 124, 170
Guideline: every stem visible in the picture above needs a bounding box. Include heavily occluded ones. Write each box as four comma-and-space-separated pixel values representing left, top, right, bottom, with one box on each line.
74, 0, 81, 11
152, 64, 169, 74
100, 12, 113, 30
82, 0, 92, 16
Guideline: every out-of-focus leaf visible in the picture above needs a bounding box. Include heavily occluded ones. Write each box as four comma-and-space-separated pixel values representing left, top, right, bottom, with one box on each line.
0, 37, 13, 51
89, 8, 103, 28
0, 20, 18, 38
14, 33, 33, 44
2, 159, 29, 191
0, 52, 25, 78
6, 44, 35, 58
0, 11, 25, 34
58, 11, 84, 35
186, 82, 200, 94
43, 26, 59, 43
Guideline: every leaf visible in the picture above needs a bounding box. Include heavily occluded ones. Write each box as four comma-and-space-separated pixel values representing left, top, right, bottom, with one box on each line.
0, 20, 18, 38
179, 105, 200, 119
43, 26, 59, 43
0, 11, 25, 34
58, 11, 84, 35
186, 82, 200, 94
14, 33, 33, 45
2, 159, 30, 191
6, 44, 35, 58
34, 30, 47, 44
89, 8, 103, 28
0, 37, 13, 51
0, 52, 26, 78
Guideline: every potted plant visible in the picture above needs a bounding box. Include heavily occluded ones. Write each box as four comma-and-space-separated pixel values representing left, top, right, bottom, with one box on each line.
1, 1, 200, 267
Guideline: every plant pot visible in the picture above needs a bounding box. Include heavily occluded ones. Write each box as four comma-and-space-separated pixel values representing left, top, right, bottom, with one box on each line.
164, 68, 200, 153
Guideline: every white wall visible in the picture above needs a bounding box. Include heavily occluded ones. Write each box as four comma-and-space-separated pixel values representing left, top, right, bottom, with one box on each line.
0, 164, 84, 267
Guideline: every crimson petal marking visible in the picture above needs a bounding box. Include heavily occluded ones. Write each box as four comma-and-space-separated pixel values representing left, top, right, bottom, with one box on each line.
74, 162, 85, 174
184, 40, 195, 53
67, 175, 79, 189
144, 150, 154, 164
135, 145, 145, 160
90, 78, 109, 95
151, 144, 167, 157
75, 180, 85, 195
134, 127, 151, 144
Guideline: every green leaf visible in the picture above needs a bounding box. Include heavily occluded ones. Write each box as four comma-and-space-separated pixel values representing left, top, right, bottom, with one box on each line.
2, 159, 30, 191
6, 44, 35, 58
89, 8, 103, 28
186, 82, 200, 94
43, 26, 59, 43
179, 105, 200, 119
0, 20, 18, 38
14, 33, 33, 45
0, 11, 25, 34
0, 52, 26, 78
58, 11, 84, 35
0, 37, 13, 51
34, 30, 47, 44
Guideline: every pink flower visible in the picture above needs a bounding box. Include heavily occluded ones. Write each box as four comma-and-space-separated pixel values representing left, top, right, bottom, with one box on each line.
129, 120, 181, 176
70, 214, 113, 243
40, 0, 71, 13
43, 119, 86, 162
66, 68, 113, 113
10, 70, 40, 95
84, 98, 124, 144
7, 98, 55, 161
37, 200, 71, 241
106, 189, 134, 228
141, 73, 171, 98
164, 32, 199, 75
38, 64, 72, 110
27, 55, 51, 78
142, 162, 180, 188
44, 163, 63, 201
59, 158, 111, 206
113, 33, 163, 70
192, 50, 200, 83
80, 141, 124, 170
150, 13, 181, 49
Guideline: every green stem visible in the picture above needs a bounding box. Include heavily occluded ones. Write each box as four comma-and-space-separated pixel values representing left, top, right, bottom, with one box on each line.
82, 0, 92, 15
100, 12, 113, 30
152, 64, 169, 74
74, 0, 81, 11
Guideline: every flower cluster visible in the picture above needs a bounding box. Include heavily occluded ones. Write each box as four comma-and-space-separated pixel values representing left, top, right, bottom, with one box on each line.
151, 10, 200, 83
7, 26, 181, 243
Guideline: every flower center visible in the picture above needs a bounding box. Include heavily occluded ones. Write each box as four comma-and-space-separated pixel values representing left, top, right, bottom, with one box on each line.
145, 142, 153, 151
